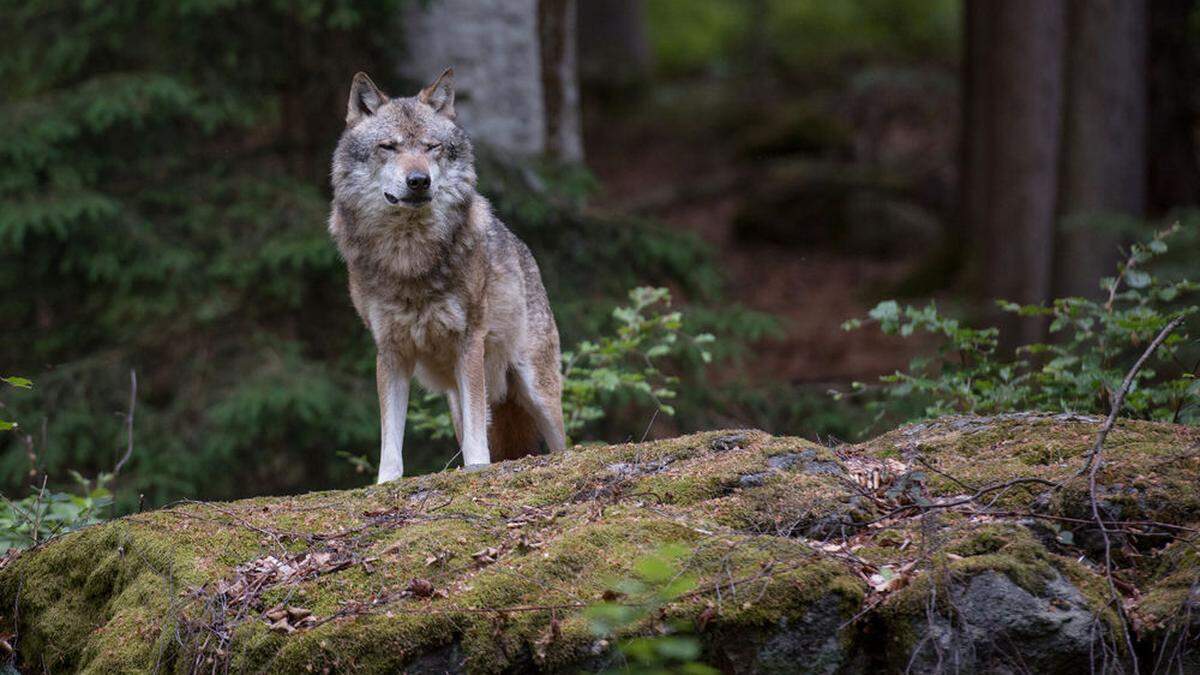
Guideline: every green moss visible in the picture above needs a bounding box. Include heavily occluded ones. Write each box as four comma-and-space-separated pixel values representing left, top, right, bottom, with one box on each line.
264, 613, 454, 673
3, 419, 1197, 672
0, 522, 200, 673
874, 529, 907, 548
1140, 537, 1200, 633
859, 414, 1200, 522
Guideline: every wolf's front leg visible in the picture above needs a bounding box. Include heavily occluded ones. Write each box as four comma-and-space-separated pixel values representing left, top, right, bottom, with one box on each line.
377, 353, 412, 483
455, 334, 490, 468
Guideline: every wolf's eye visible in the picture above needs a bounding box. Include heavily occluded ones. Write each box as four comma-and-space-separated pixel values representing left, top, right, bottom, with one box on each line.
425, 142, 442, 152
378, 142, 398, 152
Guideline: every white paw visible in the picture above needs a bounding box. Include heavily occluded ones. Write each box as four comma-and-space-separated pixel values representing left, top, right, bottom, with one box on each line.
377, 468, 403, 483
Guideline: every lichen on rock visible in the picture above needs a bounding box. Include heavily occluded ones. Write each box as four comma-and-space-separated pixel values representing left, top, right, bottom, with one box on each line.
1, 415, 1197, 673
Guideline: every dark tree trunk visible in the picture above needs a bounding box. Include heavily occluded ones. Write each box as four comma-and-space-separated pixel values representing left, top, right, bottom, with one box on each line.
1055, 0, 1147, 300
1147, 0, 1200, 213
576, 0, 652, 89
963, 0, 1067, 347
539, 0, 584, 162
960, 0, 995, 283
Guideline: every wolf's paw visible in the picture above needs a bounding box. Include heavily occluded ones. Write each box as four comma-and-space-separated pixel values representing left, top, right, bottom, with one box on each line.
376, 470, 403, 484
462, 463, 492, 474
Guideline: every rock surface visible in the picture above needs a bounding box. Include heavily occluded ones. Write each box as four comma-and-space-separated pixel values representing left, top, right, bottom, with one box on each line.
1, 414, 1198, 673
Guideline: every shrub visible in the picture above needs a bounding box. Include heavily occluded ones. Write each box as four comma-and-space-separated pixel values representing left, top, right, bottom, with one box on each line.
561, 287, 714, 437
0, 472, 113, 551
1, 377, 113, 551
840, 226, 1200, 425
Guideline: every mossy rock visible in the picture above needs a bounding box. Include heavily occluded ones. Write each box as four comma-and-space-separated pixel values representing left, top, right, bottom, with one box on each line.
2, 416, 1198, 673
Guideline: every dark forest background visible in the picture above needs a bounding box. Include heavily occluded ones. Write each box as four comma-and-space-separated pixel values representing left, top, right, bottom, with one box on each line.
2, 0, 1198, 510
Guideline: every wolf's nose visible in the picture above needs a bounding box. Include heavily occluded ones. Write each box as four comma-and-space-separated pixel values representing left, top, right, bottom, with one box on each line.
406, 172, 431, 191
383, 191, 400, 204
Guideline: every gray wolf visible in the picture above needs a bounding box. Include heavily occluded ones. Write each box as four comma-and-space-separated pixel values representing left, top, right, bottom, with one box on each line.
328, 68, 566, 483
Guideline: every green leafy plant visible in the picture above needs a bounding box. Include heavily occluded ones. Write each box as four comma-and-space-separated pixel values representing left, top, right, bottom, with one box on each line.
585, 544, 718, 674
561, 287, 714, 437
1, 377, 115, 550
0, 470, 113, 552
840, 226, 1200, 424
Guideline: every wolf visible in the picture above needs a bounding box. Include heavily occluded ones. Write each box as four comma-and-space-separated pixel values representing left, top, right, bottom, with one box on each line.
328, 68, 566, 483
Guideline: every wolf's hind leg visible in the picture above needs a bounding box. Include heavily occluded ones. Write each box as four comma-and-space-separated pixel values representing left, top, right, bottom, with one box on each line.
377, 353, 412, 483
513, 361, 566, 452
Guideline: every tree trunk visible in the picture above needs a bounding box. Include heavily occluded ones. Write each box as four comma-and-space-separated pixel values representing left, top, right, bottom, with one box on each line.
539, 0, 584, 162
960, 0, 995, 288
1055, 0, 1147, 300
965, 0, 1067, 347
576, 0, 652, 89
399, 0, 582, 161
1147, 0, 1200, 213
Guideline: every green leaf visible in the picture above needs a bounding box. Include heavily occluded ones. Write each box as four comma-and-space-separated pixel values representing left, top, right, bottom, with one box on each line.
1, 376, 32, 389
1125, 270, 1151, 289
868, 300, 901, 323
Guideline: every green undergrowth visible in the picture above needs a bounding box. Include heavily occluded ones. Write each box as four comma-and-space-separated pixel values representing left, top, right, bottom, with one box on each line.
2, 416, 1199, 672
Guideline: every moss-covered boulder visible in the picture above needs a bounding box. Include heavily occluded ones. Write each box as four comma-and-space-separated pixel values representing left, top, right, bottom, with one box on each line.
2, 414, 1198, 673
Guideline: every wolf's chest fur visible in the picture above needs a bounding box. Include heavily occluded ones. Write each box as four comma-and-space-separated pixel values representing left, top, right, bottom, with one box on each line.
364, 289, 467, 360
337, 205, 481, 372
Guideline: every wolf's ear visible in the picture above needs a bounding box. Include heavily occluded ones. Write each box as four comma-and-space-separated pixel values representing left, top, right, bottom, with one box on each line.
418, 68, 455, 119
347, 72, 388, 125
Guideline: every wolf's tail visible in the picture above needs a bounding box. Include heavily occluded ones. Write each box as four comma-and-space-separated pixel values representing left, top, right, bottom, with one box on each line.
488, 395, 541, 462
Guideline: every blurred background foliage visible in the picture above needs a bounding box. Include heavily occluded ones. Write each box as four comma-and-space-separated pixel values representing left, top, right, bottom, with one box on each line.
2, 0, 1198, 514
645, 0, 960, 76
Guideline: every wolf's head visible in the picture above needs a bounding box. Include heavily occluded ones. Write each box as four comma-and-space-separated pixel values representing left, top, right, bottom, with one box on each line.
331, 69, 475, 219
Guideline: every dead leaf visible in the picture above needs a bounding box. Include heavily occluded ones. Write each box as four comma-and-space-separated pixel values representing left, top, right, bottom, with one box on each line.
472, 546, 502, 565
407, 578, 436, 598
697, 605, 717, 632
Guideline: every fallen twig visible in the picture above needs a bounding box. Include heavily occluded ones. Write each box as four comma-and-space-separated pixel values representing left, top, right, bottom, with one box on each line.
1082, 315, 1184, 674
1074, 316, 1185, 485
